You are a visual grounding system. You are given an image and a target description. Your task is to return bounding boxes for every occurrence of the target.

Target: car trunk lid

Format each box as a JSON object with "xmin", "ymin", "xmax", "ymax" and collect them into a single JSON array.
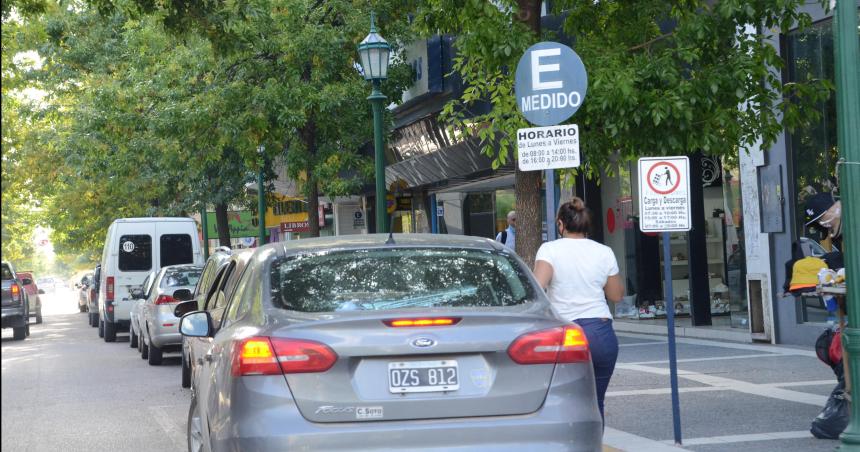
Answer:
[{"xmin": 271, "ymin": 311, "xmax": 569, "ymax": 423}]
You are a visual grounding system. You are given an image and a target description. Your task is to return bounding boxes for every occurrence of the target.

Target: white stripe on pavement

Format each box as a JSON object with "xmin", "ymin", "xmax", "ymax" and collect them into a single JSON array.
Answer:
[
  {"xmin": 606, "ymin": 386, "xmax": 728, "ymax": 397},
  {"xmin": 603, "ymin": 427, "xmax": 693, "ymax": 452},
  {"xmin": 660, "ymin": 430, "xmax": 813, "ymax": 446},
  {"xmin": 615, "ymin": 332, "xmax": 816, "ymax": 357},
  {"xmin": 620, "ymin": 341, "xmax": 668, "ymax": 347},
  {"xmin": 626, "ymin": 353, "xmax": 777, "ymax": 365},
  {"xmin": 617, "ymin": 363, "xmax": 827, "ymax": 406}
]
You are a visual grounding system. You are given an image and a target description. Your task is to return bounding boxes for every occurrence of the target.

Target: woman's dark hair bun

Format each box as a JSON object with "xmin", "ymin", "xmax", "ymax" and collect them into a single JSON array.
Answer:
[{"xmin": 557, "ymin": 196, "xmax": 591, "ymax": 235}]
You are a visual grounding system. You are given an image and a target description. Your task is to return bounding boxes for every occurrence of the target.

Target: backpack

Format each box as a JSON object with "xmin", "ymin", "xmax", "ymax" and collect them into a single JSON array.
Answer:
[{"xmin": 498, "ymin": 230, "xmax": 507, "ymax": 244}]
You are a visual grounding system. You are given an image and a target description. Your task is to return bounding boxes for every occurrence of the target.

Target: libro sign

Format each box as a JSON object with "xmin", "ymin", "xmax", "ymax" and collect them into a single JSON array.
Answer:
[{"xmin": 638, "ymin": 156, "xmax": 691, "ymax": 232}]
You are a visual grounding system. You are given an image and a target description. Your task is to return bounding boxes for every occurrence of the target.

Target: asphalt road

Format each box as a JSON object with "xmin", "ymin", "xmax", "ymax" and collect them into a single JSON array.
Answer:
[
  {"xmin": 1, "ymin": 288, "xmax": 188, "ymax": 452},
  {"xmin": 1, "ymin": 287, "xmax": 844, "ymax": 452}
]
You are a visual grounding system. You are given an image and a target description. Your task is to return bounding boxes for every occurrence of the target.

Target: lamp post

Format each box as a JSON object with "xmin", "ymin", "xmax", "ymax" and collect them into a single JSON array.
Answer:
[
  {"xmin": 357, "ymin": 12, "xmax": 391, "ymax": 234},
  {"xmin": 257, "ymin": 145, "xmax": 267, "ymax": 247}
]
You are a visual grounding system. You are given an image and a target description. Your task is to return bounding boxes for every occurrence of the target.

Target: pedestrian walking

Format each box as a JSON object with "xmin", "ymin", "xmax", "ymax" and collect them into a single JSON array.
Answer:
[
  {"xmin": 495, "ymin": 211, "xmax": 516, "ymax": 250},
  {"xmin": 532, "ymin": 197, "xmax": 624, "ymax": 424}
]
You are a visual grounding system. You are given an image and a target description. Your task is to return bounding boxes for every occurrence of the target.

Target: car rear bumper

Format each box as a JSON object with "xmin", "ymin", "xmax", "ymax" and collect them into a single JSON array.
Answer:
[
  {"xmin": 210, "ymin": 363, "xmax": 602, "ymax": 451},
  {"xmin": 1, "ymin": 307, "xmax": 27, "ymax": 328}
]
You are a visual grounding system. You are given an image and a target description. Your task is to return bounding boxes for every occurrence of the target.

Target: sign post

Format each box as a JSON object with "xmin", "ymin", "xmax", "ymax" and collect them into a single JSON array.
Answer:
[
  {"xmin": 638, "ymin": 156, "xmax": 690, "ymax": 446},
  {"xmin": 514, "ymin": 41, "xmax": 587, "ymax": 240}
]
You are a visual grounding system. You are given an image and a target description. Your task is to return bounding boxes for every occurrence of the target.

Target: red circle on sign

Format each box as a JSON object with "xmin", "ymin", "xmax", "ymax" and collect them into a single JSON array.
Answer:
[
  {"xmin": 646, "ymin": 161, "xmax": 681, "ymax": 195},
  {"xmin": 606, "ymin": 208, "xmax": 616, "ymax": 234}
]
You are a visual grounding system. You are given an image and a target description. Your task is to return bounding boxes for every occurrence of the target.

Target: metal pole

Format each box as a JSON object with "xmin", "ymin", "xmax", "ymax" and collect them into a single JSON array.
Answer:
[
  {"xmin": 258, "ymin": 167, "xmax": 266, "ymax": 246},
  {"xmin": 663, "ymin": 231, "xmax": 683, "ymax": 445},
  {"xmin": 430, "ymin": 194, "xmax": 439, "ymax": 234},
  {"xmin": 545, "ymin": 169, "xmax": 557, "ymax": 241},
  {"xmin": 200, "ymin": 208, "xmax": 209, "ymax": 260},
  {"xmin": 369, "ymin": 80, "xmax": 388, "ymax": 233},
  {"xmin": 834, "ymin": 0, "xmax": 860, "ymax": 447}
]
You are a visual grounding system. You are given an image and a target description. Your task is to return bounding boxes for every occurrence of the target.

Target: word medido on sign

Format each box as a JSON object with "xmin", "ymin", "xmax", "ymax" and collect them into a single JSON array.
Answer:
[
  {"xmin": 517, "ymin": 124, "xmax": 581, "ymax": 171},
  {"xmin": 638, "ymin": 156, "xmax": 691, "ymax": 232},
  {"xmin": 515, "ymin": 42, "xmax": 588, "ymax": 127}
]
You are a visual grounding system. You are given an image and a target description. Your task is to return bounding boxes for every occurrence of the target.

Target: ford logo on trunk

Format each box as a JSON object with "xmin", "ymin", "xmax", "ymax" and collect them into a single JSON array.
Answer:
[{"xmin": 411, "ymin": 338, "xmax": 436, "ymax": 348}]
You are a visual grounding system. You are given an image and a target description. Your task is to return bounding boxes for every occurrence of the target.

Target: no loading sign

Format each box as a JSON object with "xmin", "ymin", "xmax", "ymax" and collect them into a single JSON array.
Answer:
[
  {"xmin": 638, "ymin": 156, "xmax": 691, "ymax": 232},
  {"xmin": 646, "ymin": 161, "xmax": 682, "ymax": 195}
]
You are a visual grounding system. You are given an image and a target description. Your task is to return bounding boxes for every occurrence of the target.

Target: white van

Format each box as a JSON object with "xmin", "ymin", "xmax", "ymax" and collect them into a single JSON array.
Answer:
[{"xmin": 97, "ymin": 217, "xmax": 203, "ymax": 342}]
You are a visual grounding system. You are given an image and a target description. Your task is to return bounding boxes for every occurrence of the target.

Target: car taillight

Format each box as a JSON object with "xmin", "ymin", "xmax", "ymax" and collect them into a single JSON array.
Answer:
[
  {"xmin": 10, "ymin": 283, "xmax": 21, "ymax": 302},
  {"xmin": 106, "ymin": 277, "xmax": 114, "ymax": 300},
  {"xmin": 155, "ymin": 294, "xmax": 176, "ymax": 305},
  {"xmin": 507, "ymin": 325, "xmax": 590, "ymax": 364},
  {"xmin": 383, "ymin": 317, "xmax": 461, "ymax": 327},
  {"xmin": 231, "ymin": 337, "xmax": 338, "ymax": 377}
]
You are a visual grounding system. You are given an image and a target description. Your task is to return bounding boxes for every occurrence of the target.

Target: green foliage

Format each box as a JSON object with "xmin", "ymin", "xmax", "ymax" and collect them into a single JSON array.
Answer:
[{"xmin": 416, "ymin": 0, "xmax": 833, "ymax": 180}]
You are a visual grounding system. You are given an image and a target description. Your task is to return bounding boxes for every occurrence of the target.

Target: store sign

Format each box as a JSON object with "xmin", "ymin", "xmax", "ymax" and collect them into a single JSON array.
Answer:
[
  {"xmin": 280, "ymin": 221, "xmax": 311, "ymax": 233},
  {"xmin": 638, "ymin": 156, "xmax": 691, "ymax": 232},
  {"xmin": 517, "ymin": 124, "xmax": 580, "ymax": 171},
  {"xmin": 514, "ymin": 42, "xmax": 588, "ymax": 127},
  {"xmin": 206, "ymin": 211, "xmax": 258, "ymax": 238}
]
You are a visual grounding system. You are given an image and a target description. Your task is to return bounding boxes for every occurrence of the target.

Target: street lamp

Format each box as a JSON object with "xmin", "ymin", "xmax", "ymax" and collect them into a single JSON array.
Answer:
[{"xmin": 357, "ymin": 12, "xmax": 391, "ymax": 233}]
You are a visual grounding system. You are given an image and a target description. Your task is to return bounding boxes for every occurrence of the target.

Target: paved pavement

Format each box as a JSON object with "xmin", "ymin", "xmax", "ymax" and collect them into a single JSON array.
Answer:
[
  {"xmin": 1, "ymin": 288, "xmax": 843, "ymax": 451},
  {"xmin": 604, "ymin": 331, "xmax": 841, "ymax": 451},
  {"xmin": 1, "ymin": 288, "xmax": 187, "ymax": 452}
]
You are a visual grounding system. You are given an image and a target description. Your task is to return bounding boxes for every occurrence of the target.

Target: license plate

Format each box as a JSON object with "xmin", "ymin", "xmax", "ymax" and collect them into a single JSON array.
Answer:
[{"xmin": 388, "ymin": 360, "xmax": 459, "ymax": 393}]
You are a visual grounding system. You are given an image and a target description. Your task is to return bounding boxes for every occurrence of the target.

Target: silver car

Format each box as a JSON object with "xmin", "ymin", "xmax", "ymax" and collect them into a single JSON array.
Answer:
[
  {"xmin": 129, "ymin": 271, "xmax": 156, "ymax": 350},
  {"xmin": 180, "ymin": 234, "xmax": 602, "ymax": 452},
  {"xmin": 140, "ymin": 265, "xmax": 202, "ymax": 365}
]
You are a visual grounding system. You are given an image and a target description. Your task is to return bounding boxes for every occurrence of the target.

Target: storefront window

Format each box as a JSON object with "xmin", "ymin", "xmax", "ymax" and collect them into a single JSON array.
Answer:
[
  {"xmin": 785, "ymin": 15, "xmax": 858, "ymax": 324},
  {"xmin": 606, "ymin": 157, "xmax": 748, "ymax": 329},
  {"xmin": 785, "ymin": 18, "xmax": 840, "ymax": 240}
]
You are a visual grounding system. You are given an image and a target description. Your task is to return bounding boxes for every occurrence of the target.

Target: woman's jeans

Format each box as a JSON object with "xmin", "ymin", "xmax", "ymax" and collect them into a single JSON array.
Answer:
[{"xmin": 574, "ymin": 318, "xmax": 619, "ymax": 424}]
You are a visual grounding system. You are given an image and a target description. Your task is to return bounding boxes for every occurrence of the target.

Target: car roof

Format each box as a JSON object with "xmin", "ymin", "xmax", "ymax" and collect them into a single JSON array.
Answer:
[
  {"xmin": 269, "ymin": 233, "xmax": 503, "ymax": 257},
  {"xmin": 111, "ymin": 217, "xmax": 195, "ymax": 224}
]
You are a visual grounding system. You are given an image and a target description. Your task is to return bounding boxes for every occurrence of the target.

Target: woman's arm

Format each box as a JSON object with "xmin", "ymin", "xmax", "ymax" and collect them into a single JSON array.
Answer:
[
  {"xmin": 533, "ymin": 260, "xmax": 554, "ymax": 290},
  {"xmin": 604, "ymin": 274, "xmax": 624, "ymax": 303}
]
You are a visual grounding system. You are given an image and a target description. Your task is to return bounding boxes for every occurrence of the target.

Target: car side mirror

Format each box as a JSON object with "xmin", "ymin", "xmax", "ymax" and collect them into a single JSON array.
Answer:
[
  {"xmin": 38, "ymin": 289, "xmax": 45, "ymax": 294},
  {"xmin": 174, "ymin": 300, "xmax": 197, "ymax": 318},
  {"xmin": 180, "ymin": 311, "xmax": 212, "ymax": 338},
  {"xmin": 173, "ymin": 289, "xmax": 193, "ymax": 302},
  {"xmin": 130, "ymin": 289, "xmax": 144, "ymax": 300},
  {"xmin": 21, "ymin": 278, "xmax": 33, "ymax": 285}
]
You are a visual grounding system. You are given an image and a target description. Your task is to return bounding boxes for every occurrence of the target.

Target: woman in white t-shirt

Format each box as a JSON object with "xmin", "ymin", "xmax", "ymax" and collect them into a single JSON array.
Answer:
[{"xmin": 533, "ymin": 197, "xmax": 624, "ymax": 424}]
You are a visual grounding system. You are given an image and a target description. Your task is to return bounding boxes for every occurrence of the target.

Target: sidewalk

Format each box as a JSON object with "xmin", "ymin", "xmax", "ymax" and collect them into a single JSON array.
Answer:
[{"xmin": 602, "ymin": 332, "xmax": 839, "ymax": 451}]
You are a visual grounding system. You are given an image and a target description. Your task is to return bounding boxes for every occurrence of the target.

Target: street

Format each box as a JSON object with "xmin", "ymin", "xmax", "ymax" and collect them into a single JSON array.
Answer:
[{"xmin": 1, "ymin": 288, "xmax": 841, "ymax": 451}]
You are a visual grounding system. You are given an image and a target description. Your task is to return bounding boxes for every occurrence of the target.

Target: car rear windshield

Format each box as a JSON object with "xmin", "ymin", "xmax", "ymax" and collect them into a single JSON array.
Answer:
[
  {"xmin": 119, "ymin": 235, "xmax": 152, "ymax": 271},
  {"xmin": 1, "ymin": 264, "xmax": 13, "ymax": 280},
  {"xmin": 160, "ymin": 234, "xmax": 193, "ymax": 267},
  {"xmin": 270, "ymin": 248, "xmax": 535, "ymax": 313},
  {"xmin": 161, "ymin": 268, "xmax": 203, "ymax": 288}
]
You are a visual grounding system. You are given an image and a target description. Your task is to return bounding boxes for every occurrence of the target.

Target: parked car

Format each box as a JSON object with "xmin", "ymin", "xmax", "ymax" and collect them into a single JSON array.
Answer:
[
  {"xmin": 179, "ymin": 234, "xmax": 602, "ymax": 451},
  {"xmin": 136, "ymin": 265, "xmax": 202, "ymax": 364},
  {"xmin": 2, "ymin": 262, "xmax": 31, "ymax": 340},
  {"xmin": 17, "ymin": 271, "xmax": 44, "ymax": 324},
  {"xmin": 97, "ymin": 217, "xmax": 204, "ymax": 342},
  {"xmin": 36, "ymin": 276, "xmax": 58, "ymax": 292},
  {"xmin": 77, "ymin": 273, "xmax": 93, "ymax": 313},
  {"xmin": 129, "ymin": 271, "xmax": 157, "ymax": 348},
  {"xmin": 87, "ymin": 265, "xmax": 102, "ymax": 327},
  {"xmin": 173, "ymin": 246, "xmax": 235, "ymax": 388}
]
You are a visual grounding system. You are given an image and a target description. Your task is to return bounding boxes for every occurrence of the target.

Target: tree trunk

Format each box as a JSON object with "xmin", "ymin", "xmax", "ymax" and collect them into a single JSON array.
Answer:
[
  {"xmin": 215, "ymin": 202, "xmax": 231, "ymax": 247},
  {"xmin": 307, "ymin": 172, "xmax": 320, "ymax": 237},
  {"xmin": 301, "ymin": 114, "xmax": 320, "ymax": 238},
  {"xmin": 514, "ymin": 0, "xmax": 543, "ymax": 268}
]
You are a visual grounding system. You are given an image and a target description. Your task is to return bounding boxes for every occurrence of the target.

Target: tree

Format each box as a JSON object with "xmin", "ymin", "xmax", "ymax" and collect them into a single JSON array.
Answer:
[
  {"xmin": 415, "ymin": 0, "xmax": 831, "ymax": 266},
  {"xmin": 101, "ymin": 0, "xmax": 415, "ymax": 237}
]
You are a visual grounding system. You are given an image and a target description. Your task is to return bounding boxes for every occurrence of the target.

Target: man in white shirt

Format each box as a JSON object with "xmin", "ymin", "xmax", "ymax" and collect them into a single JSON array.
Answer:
[{"xmin": 495, "ymin": 211, "xmax": 516, "ymax": 250}]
